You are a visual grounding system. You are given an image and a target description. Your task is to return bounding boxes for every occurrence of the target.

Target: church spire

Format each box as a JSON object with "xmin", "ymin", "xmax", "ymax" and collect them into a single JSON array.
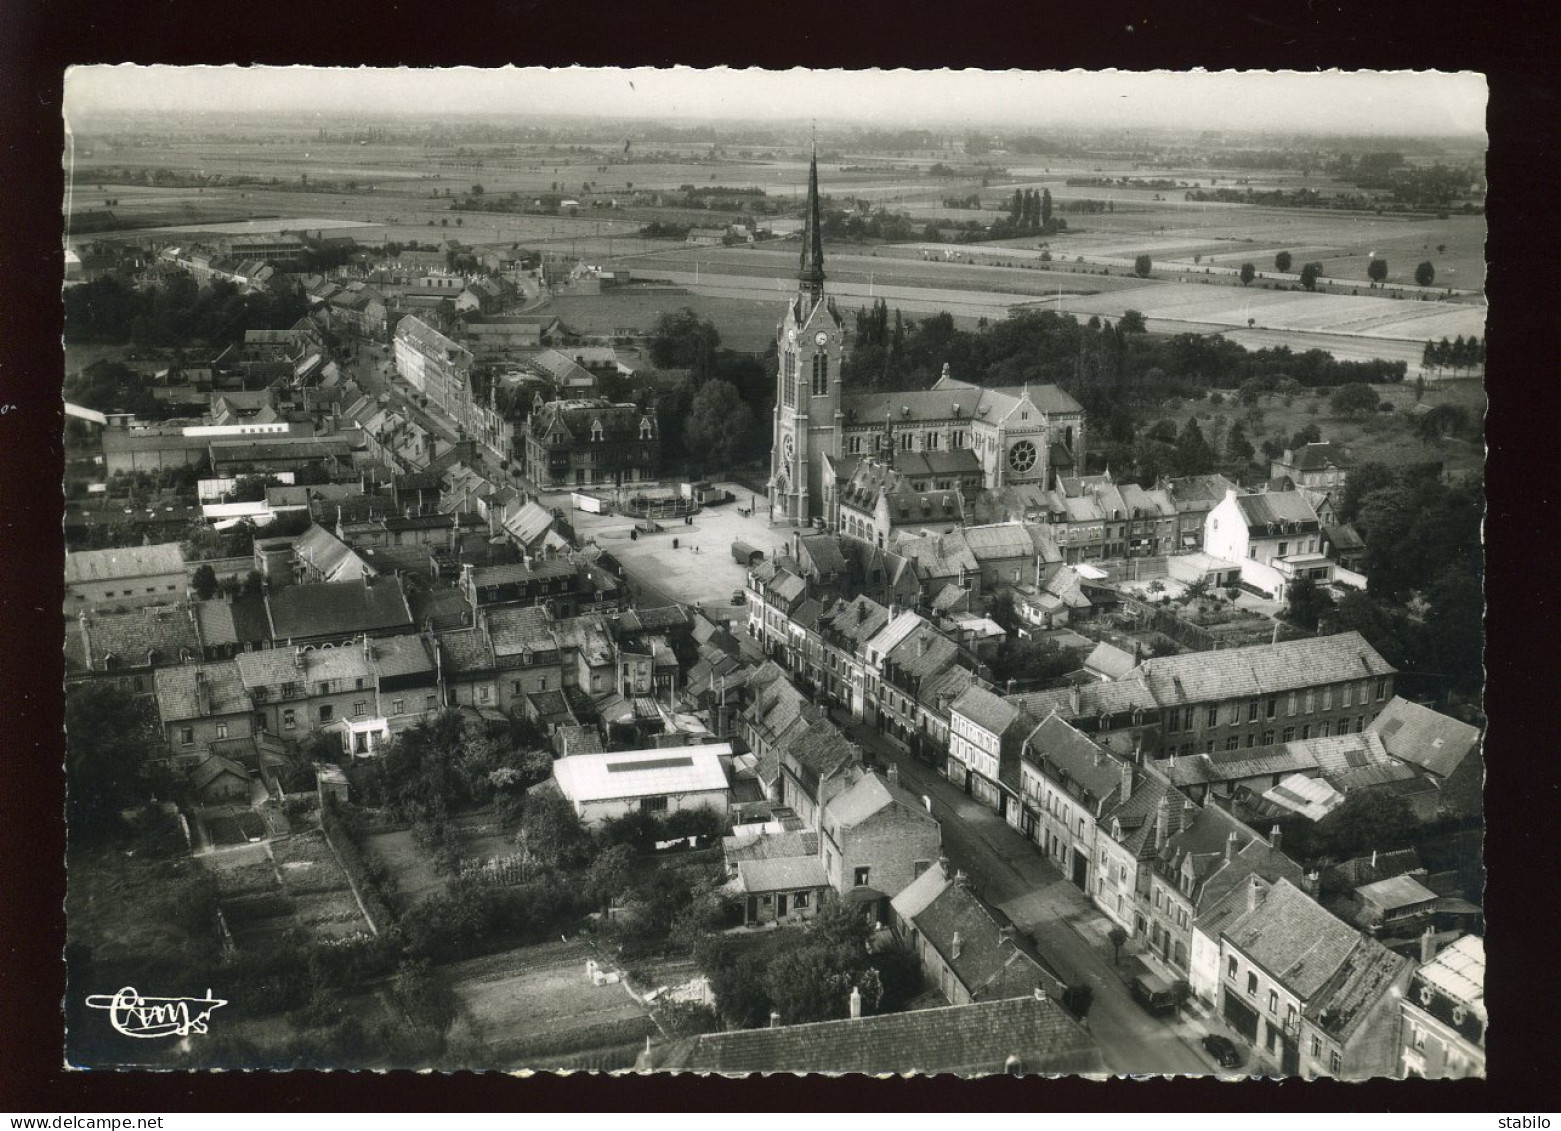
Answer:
[{"xmin": 798, "ymin": 139, "xmax": 825, "ymax": 301}]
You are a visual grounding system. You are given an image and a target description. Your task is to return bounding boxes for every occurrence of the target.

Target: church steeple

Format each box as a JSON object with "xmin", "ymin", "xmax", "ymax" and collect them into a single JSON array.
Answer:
[{"xmin": 798, "ymin": 141, "xmax": 825, "ymax": 301}]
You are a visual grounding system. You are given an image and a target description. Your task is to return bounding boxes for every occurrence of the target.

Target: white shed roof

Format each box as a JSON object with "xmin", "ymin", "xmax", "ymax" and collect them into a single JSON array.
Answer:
[{"xmin": 553, "ymin": 743, "xmax": 732, "ymax": 803}]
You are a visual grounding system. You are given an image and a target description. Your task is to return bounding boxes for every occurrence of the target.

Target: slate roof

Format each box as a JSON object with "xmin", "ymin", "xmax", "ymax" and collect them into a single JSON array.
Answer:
[
  {"xmin": 819, "ymin": 595, "xmax": 891, "ymax": 649},
  {"xmin": 502, "ymin": 501, "xmax": 556, "ymax": 548},
  {"xmin": 1366, "ymin": 697, "xmax": 1482, "ymax": 778},
  {"xmin": 1083, "ymin": 641, "xmax": 1137, "ymax": 681},
  {"xmin": 483, "ymin": 605, "xmax": 556, "ymax": 656},
  {"xmin": 235, "ymin": 643, "xmax": 378, "ymax": 689},
  {"xmin": 1102, "ymin": 774, "xmax": 1192, "ymax": 859},
  {"xmin": 190, "ymin": 754, "xmax": 250, "ymax": 792},
  {"xmin": 266, "ymin": 579, "xmax": 414, "ymax": 642},
  {"xmin": 80, "ymin": 603, "xmax": 202, "ymax": 668},
  {"xmin": 884, "ymin": 622, "xmax": 961, "ymax": 682},
  {"xmin": 796, "ymin": 533, "xmax": 848, "ymax": 578},
  {"xmin": 841, "ymin": 379, "xmax": 1081, "ymax": 430},
  {"xmin": 1283, "ymin": 442, "xmax": 1351, "ymax": 472},
  {"xmin": 1356, "ymin": 874, "xmax": 1438, "ymax": 910},
  {"xmin": 722, "ymin": 829, "xmax": 819, "ymax": 865},
  {"xmin": 292, "ymin": 524, "xmax": 374, "ymax": 584},
  {"xmin": 1305, "ymin": 937, "xmax": 1409, "ymax": 1044},
  {"xmin": 823, "ymin": 772, "xmax": 933, "ymax": 833},
  {"xmin": 1221, "ymin": 878, "xmax": 1362, "ymax": 1000},
  {"xmin": 1130, "ymin": 631, "xmax": 1393, "ymax": 706},
  {"xmin": 1022, "ymin": 714, "xmax": 1124, "ymax": 810},
  {"xmin": 737, "ymin": 855, "xmax": 830, "ymax": 894},
  {"xmin": 66, "ymin": 543, "xmax": 185, "ymax": 584},
  {"xmin": 367, "ymin": 634, "xmax": 437, "ymax": 679},
  {"xmin": 653, "ymin": 993, "xmax": 1102, "ymax": 1075},
  {"xmin": 154, "ymin": 661, "xmax": 251, "ymax": 723},
  {"xmin": 951, "ymin": 684, "xmax": 1022, "ymax": 738},
  {"xmin": 907, "ymin": 876, "xmax": 1058, "ymax": 1003},
  {"xmin": 1233, "ymin": 490, "xmax": 1320, "ymax": 530}
]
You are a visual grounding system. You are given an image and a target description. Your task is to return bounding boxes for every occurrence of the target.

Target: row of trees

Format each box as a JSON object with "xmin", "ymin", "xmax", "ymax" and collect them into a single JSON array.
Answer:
[
  {"xmin": 64, "ymin": 275, "xmax": 310, "ymax": 347},
  {"xmin": 1421, "ymin": 335, "xmax": 1485, "ymax": 374}
]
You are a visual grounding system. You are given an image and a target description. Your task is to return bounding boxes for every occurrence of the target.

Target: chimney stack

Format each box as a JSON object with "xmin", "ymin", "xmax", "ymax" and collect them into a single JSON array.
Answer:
[
  {"xmin": 196, "ymin": 670, "xmax": 213, "ymax": 717},
  {"xmin": 1303, "ymin": 871, "xmax": 1321, "ymax": 898},
  {"xmin": 1120, "ymin": 762, "xmax": 1133, "ymax": 803},
  {"xmin": 1225, "ymin": 830, "xmax": 1239, "ymax": 863},
  {"xmin": 886, "ymin": 763, "xmax": 899, "ymax": 786},
  {"xmin": 849, "ymin": 986, "xmax": 862, "ymax": 1020},
  {"xmin": 1154, "ymin": 796, "xmax": 1170, "ymax": 850},
  {"xmin": 953, "ymin": 869, "xmax": 968, "ymax": 890},
  {"xmin": 1247, "ymin": 878, "xmax": 1262, "ymax": 912},
  {"xmin": 1420, "ymin": 925, "xmax": 1439, "ymax": 965},
  {"xmin": 952, "ymin": 931, "xmax": 963, "ymax": 961},
  {"xmin": 1069, "ymin": 684, "xmax": 1081, "ymax": 716},
  {"xmin": 1269, "ymin": 825, "xmax": 1283, "ymax": 853},
  {"xmin": 769, "ymin": 1010, "xmax": 781, "ymax": 1029}
]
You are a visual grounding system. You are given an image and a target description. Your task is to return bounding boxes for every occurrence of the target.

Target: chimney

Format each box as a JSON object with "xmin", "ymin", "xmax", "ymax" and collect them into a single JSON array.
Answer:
[
  {"xmin": 1302, "ymin": 871, "xmax": 1321, "ymax": 898},
  {"xmin": 886, "ymin": 763, "xmax": 899, "ymax": 786},
  {"xmin": 1420, "ymin": 925, "xmax": 1439, "ymax": 965},
  {"xmin": 1370, "ymin": 848, "xmax": 1378, "ymax": 869},
  {"xmin": 1247, "ymin": 878, "xmax": 1262, "ymax": 912},
  {"xmin": 1225, "ymin": 831, "xmax": 1239, "ymax": 863},
  {"xmin": 196, "ymin": 670, "xmax": 213, "ymax": 717},
  {"xmin": 1154, "ymin": 796, "xmax": 1170, "ymax": 850},
  {"xmin": 953, "ymin": 869, "xmax": 968, "ymax": 890},
  {"xmin": 294, "ymin": 646, "xmax": 308, "ymax": 671},
  {"xmin": 1269, "ymin": 825, "xmax": 1283, "ymax": 853},
  {"xmin": 849, "ymin": 986, "xmax": 862, "ymax": 1020},
  {"xmin": 952, "ymin": 931, "xmax": 963, "ymax": 961},
  {"xmin": 1120, "ymin": 762, "xmax": 1133, "ymax": 803},
  {"xmin": 919, "ymin": 635, "xmax": 929, "ymax": 657},
  {"xmin": 1069, "ymin": 684, "xmax": 1081, "ymax": 716}
]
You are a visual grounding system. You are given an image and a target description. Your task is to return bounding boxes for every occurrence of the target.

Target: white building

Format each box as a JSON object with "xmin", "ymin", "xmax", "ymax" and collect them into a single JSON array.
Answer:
[
  {"xmin": 1203, "ymin": 488, "xmax": 1329, "ymax": 601},
  {"xmin": 551, "ymin": 743, "xmax": 732, "ymax": 827}
]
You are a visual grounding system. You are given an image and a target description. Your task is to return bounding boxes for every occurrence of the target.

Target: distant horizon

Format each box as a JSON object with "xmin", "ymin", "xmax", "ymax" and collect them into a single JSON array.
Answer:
[{"xmin": 65, "ymin": 67, "xmax": 1488, "ymax": 139}]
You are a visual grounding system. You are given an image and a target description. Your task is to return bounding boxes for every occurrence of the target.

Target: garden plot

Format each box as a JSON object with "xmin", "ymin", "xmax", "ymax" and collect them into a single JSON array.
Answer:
[
  {"xmin": 442, "ymin": 939, "xmax": 656, "ymax": 1067},
  {"xmin": 271, "ymin": 830, "xmax": 354, "ymax": 897},
  {"xmin": 364, "ymin": 813, "xmax": 527, "ymax": 909}
]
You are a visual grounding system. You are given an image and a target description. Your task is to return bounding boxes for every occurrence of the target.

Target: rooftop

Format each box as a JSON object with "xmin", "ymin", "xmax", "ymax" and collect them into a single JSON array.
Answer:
[
  {"xmin": 65, "ymin": 543, "xmax": 185, "ymax": 584},
  {"xmin": 1366, "ymin": 697, "xmax": 1482, "ymax": 778},
  {"xmin": 1222, "ymin": 878, "xmax": 1361, "ymax": 1000},
  {"xmin": 552, "ymin": 743, "xmax": 731, "ymax": 804},
  {"xmin": 266, "ymin": 578, "xmax": 413, "ymax": 642}
]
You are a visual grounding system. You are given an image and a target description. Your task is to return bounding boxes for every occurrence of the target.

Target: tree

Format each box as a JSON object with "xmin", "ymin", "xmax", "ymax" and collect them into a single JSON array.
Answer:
[
  {"xmin": 1330, "ymin": 383, "xmax": 1381, "ymax": 417},
  {"xmin": 1040, "ymin": 188, "xmax": 1053, "ymax": 229},
  {"xmin": 684, "ymin": 379, "xmax": 754, "ymax": 472},
  {"xmin": 1133, "ymin": 254, "xmax": 1153, "ymax": 279},
  {"xmin": 1118, "ymin": 309, "xmax": 1147, "ymax": 333},
  {"xmin": 190, "ymin": 563, "xmax": 219, "ymax": 600},
  {"xmin": 1338, "ymin": 462, "xmax": 1398, "ymax": 525},
  {"xmin": 1107, "ymin": 925, "xmax": 1128, "ymax": 965},
  {"xmin": 1313, "ymin": 791, "xmax": 1419, "ymax": 862},
  {"xmin": 1174, "ymin": 417, "xmax": 1216, "ymax": 476},
  {"xmin": 1239, "ymin": 262, "xmax": 1256, "ymax": 286},
  {"xmin": 649, "ymin": 308, "xmax": 722, "ymax": 378},
  {"xmin": 1367, "ymin": 258, "xmax": 1388, "ymax": 284},
  {"xmin": 1285, "ymin": 576, "xmax": 1334, "ymax": 631},
  {"xmin": 1224, "ymin": 420, "xmax": 1255, "ymax": 465},
  {"xmin": 67, "ymin": 682, "xmax": 158, "ymax": 843},
  {"xmin": 1299, "ymin": 262, "xmax": 1323, "ymax": 291},
  {"xmin": 1415, "ymin": 260, "xmax": 1436, "ymax": 287},
  {"xmin": 1274, "ymin": 250, "xmax": 1293, "ymax": 273},
  {"xmin": 585, "ymin": 844, "xmax": 636, "ymax": 914},
  {"xmin": 516, "ymin": 791, "xmax": 590, "ymax": 871}
]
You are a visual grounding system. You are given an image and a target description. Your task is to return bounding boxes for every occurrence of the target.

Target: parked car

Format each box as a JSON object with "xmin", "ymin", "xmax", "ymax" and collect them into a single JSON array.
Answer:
[
  {"xmin": 1129, "ymin": 972, "xmax": 1177, "ymax": 1016},
  {"xmin": 1202, "ymin": 1033, "xmax": 1242, "ymax": 1069}
]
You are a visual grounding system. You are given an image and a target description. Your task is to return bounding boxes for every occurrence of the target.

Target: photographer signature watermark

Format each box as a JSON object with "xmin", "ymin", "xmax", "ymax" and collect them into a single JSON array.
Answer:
[{"xmin": 84, "ymin": 987, "xmax": 227, "ymax": 1039}]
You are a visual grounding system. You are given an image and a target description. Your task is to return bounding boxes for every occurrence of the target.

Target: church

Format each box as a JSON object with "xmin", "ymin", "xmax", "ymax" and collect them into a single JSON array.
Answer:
[{"xmin": 768, "ymin": 153, "xmax": 1087, "ymax": 535}]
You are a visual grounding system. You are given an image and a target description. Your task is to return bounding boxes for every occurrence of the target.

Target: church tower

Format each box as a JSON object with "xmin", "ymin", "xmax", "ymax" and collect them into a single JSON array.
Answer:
[{"xmin": 769, "ymin": 145, "xmax": 846, "ymax": 525}]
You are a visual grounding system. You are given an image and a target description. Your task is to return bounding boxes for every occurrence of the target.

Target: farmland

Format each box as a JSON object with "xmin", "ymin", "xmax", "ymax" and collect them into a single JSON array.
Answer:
[{"xmin": 204, "ymin": 831, "xmax": 375, "ymax": 948}]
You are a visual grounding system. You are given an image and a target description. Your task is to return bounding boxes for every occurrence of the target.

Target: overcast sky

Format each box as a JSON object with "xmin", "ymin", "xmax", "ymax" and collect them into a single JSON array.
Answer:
[{"xmin": 65, "ymin": 67, "xmax": 1487, "ymax": 137}]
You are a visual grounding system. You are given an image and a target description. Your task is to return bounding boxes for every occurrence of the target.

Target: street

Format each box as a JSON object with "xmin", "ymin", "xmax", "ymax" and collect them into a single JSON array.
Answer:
[{"xmin": 833, "ymin": 711, "xmax": 1218, "ymax": 1076}]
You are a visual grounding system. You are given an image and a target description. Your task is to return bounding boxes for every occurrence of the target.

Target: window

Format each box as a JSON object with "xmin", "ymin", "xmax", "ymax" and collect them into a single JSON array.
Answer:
[
  {"xmin": 854, "ymin": 866, "xmax": 871, "ymax": 887},
  {"xmin": 1245, "ymin": 734, "xmax": 1256, "ymax": 748},
  {"xmin": 215, "ymin": 723, "xmax": 228, "ymax": 739},
  {"xmin": 1266, "ymin": 698, "xmax": 1277, "ymax": 720},
  {"xmin": 1319, "ymin": 720, "xmax": 1331, "ymax": 738},
  {"xmin": 282, "ymin": 708, "xmax": 296, "ymax": 730},
  {"xmin": 1205, "ymin": 740, "xmax": 1216, "ymax": 754},
  {"xmin": 1356, "ymin": 715, "xmax": 1366, "ymax": 733},
  {"xmin": 1228, "ymin": 956, "xmax": 1238, "ymax": 981},
  {"xmin": 1248, "ymin": 701, "xmax": 1260, "ymax": 723},
  {"xmin": 1311, "ymin": 1036, "xmax": 1321, "ymax": 1057},
  {"xmin": 1375, "ymin": 677, "xmax": 1388, "ymax": 701},
  {"xmin": 1183, "ymin": 706, "xmax": 1195, "ymax": 731},
  {"xmin": 1281, "ymin": 727, "xmax": 1294, "ymax": 743},
  {"xmin": 1268, "ymin": 990, "xmax": 1278, "ymax": 1014},
  {"xmin": 180, "ymin": 727, "xmax": 195, "ymax": 746},
  {"xmin": 1208, "ymin": 706, "xmax": 1220, "ymax": 728},
  {"xmin": 354, "ymin": 701, "xmax": 366, "ymax": 717},
  {"xmin": 392, "ymin": 698, "xmax": 405, "ymax": 714},
  {"xmin": 641, "ymin": 795, "xmax": 668, "ymax": 813},
  {"xmin": 1411, "ymin": 1026, "xmax": 1426, "ymax": 1051},
  {"xmin": 1322, "ymin": 685, "xmax": 1333, "ymax": 710},
  {"xmin": 1329, "ymin": 1050, "xmax": 1342, "ymax": 1074},
  {"xmin": 812, "ymin": 352, "xmax": 829, "ymax": 396},
  {"xmin": 1167, "ymin": 711, "xmax": 1180, "ymax": 735},
  {"xmin": 478, "ymin": 685, "xmax": 490, "ymax": 702},
  {"xmin": 1247, "ymin": 972, "xmax": 1258, "ymax": 996},
  {"xmin": 1286, "ymin": 1003, "xmax": 1297, "ymax": 1031},
  {"xmin": 1287, "ymin": 692, "xmax": 1298, "ymax": 716},
  {"xmin": 1248, "ymin": 547, "xmax": 1257, "ymax": 559},
  {"xmin": 1341, "ymin": 683, "xmax": 1354, "ymax": 707},
  {"xmin": 319, "ymin": 705, "xmax": 333, "ymax": 722},
  {"xmin": 1303, "ymin": 689, "xmax": 1315, "ymax": 714},
  {"xmin": 1261, "ymin": 730, "xmax": 1274, "ymax": 746},
  {"xmin": 926, "ymin": 431, "xmax": 940, "ymax": 451},
  {"xmin": 539, "ymin": 676, "xmax": 548, "ymax": 690},
  {"xmin": 1226, "ymin": 737, "xmax": 1240, "ymax": 751}
]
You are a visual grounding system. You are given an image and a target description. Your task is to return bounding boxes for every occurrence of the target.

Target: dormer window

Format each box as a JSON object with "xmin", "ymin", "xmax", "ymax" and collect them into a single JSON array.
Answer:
[
  {"xmin": 591, "ymin": 422, "xmax": 604, "ymax": 442},
  {"xmin": 640, "ymin": 418, "xmax": 653, "ymax": 439}
]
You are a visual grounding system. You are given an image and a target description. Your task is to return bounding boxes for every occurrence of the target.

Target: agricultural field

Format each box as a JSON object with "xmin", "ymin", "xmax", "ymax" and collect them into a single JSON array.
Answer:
[
  {"xmin": 204, "ymin": 830, "xmax": 373, "ymax": 948},
  {"xmin": 441, "ymin": 938, "xmax": 655, "ymax": 1067},
  {"xmin": 544, "ymin": 287, "xmax": 783, "ymax": 354}
]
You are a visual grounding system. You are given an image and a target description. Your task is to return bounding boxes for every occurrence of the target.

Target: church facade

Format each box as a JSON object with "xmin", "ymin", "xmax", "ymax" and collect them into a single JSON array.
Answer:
[{"xmin": 769, "ymin": 156, "xmax": 1087, "ymax": 530}]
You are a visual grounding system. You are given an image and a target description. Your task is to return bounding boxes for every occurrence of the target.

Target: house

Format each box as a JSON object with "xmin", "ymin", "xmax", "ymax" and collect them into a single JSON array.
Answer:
[
  {"xmin": 394, "ymin": 315, "xmax": 475, "ymax": 417},
  {"xmin": 892, "ymin": 860, "xmax": 1062, "ymax": 1007},
  {"xmin": 733, "ymin": 856, "xmax": 831, "ymax": 926},
  {"xmin": 524, "ymin": 398, "xmax": 660, "ymax": 490},
  {"xmin": 1082, "ymin": 641, "xmax": 1137, "ymax": 682},
  {"xmin": 1215, "ymin": 877, "xmax": 1410, "ymax": 1078},
  {"xmin": 1366, "ymin": 697, "xmax": 1483, "ymax": 816},
  {"xmin": 190, "ymin": 754, "xmax": 253, "ymax": 805},
  {"xmin": 877, "ymin": 616, "xmax": 968, "ymax": 764},
  {"xmin": 1019, "ymin": 714, "xmax": 1126, "ymax": 891},
  {"xmin": 948, "ymin": 685, "xmax": 1034, "ymax": 817},
  {"xmin": 819, "ymin": 770, "xmax": 941, "ymax": 915},
  {"xmin": 153, "ymin": 661, "xmax": 255, "ymax": 769},
  {"xmin": 1271, "ymin": 442, "xmax": 1351, "ymax": 489},
  {"xmin": 65, "ymin": 543, "xmax": 187, "ymax": 612},
  {"xmin": 1203, "ymin": 488, "xmax": 1329, "ymax": 600},
  {"xmin": 264, "ymin": 577, "xmax": 416, "ymax": 647},
  {"xmin": 1400, "ymin": 933, "xmax": 1485, "ymax": 1079},
  {"xmin": 1093, "ymin": 768, "xmax": 1193, "ymax": 933},
  {"xmin": 71, "ymin": 602, "xmax": 203, "ymax": 696},
  {"xmin": 645, "ymin": 992, "xmax": 1103, "ymax": 1075},
  {"xmin": 550, "ymin": 744, "xmax": 732, "ymax": 828},
  {"xmin": 291, "ymin": 523, "xmax": 377, "ymax": 585}
]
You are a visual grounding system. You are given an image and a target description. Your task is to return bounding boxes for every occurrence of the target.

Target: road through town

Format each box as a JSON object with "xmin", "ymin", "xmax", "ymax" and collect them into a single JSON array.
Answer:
[{"xmin": 833, "ymin": 711, "xmax": 1218, "ymax": 1076}]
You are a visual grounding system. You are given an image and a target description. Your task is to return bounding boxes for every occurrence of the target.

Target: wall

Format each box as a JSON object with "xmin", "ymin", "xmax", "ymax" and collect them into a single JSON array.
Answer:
[
  {"xmin": 573, "ymin": 787, "xmax": 730, "ymax": 829},
  {"xmin": 162, "ymin": 710, "xmax": 255, "ymax": 765},
  {"xmin": 68, "ymin": 571, "xmax": 187, "ymax": 612},
  {"xmin": 824, "ymin": 803, "xmax": 940, "ymax": 900}
]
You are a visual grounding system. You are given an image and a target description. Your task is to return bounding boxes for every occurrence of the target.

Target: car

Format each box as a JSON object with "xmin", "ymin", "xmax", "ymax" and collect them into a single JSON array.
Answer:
[
  {"xmin": 1129, "ymin": 973, "xmax": 1177, "ymax": 1016},
  {"xmin": 1202, "ymin": 1033, "xmax": 1242, "ymax": 1069}
]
